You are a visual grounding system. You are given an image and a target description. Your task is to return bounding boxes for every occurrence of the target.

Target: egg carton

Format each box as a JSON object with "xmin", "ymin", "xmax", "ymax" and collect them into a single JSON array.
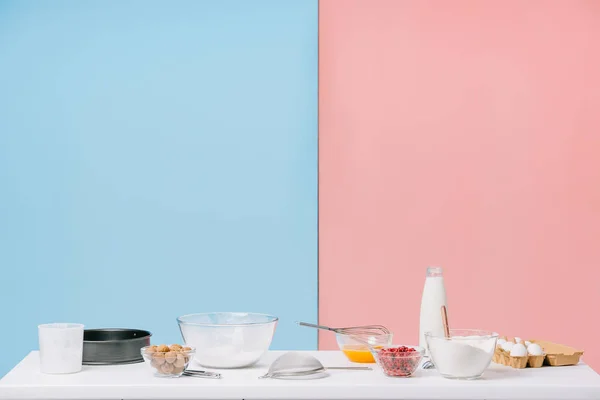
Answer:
[
  {"xmin": 530, "ymin": 340, "xmax": 584, "ymax": 366},
  {"xmin": 493, "ymin": 337, "xmax": 583, "ymax": 369}
]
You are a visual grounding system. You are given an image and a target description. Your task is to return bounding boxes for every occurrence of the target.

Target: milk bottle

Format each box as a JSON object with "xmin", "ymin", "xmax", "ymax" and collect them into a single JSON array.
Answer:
[{"xmin": 419, "ymin": 266, "xmax": 448, "ymax": 355}]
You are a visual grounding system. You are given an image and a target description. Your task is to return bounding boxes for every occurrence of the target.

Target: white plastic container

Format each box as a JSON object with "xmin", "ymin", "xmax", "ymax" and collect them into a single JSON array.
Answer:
[
  {"xmin": 38, "ymin": 323, "xmax": 84, "ymax": 374},
  {"xmin": 419, "ymin": 267, "xmax": 448, "ymax": 355}
]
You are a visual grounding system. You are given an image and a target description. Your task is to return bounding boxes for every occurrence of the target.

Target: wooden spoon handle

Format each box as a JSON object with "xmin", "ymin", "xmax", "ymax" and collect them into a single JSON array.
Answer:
[{"xmin": 441, "ymin": 306, "xmax": 450, "ymax": 338}]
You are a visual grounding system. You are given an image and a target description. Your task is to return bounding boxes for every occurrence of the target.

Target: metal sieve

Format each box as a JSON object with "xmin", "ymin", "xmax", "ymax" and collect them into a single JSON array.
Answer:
[{"xmin": 258, "ymin": 352, "xmax": 371, "ymax": 379}]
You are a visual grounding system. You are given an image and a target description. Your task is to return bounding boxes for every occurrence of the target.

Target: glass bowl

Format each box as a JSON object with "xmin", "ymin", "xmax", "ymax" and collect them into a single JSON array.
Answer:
[
  {"xmin": 370, "ymin": 345, "xmax": 424, "ymax": 377},
  {"xmin": 425, "ymin": 329, "xmax": 498, "ymax": 380},
  {"xmin": 177, "ymin": 312, "xmax": 278, "ymax": 368},
  {"xmin": 141, "ymin": 345, "xmax": 195, "ymax": 378},
  {"xmin": 336, "ymin": 332, "xmax": 393, "ymax": 363}
]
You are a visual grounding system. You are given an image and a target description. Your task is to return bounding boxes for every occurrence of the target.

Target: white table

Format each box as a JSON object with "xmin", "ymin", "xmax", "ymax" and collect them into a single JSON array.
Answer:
[{"xmin": 1, "ymin": 351, "xmax": 599, "ymax": 400}]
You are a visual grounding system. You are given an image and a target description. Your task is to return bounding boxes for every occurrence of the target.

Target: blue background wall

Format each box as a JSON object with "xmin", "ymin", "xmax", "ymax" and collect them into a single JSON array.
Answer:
[{"xmin": 0, "ymin": 0, "xmax": 318, "ymax": 376}]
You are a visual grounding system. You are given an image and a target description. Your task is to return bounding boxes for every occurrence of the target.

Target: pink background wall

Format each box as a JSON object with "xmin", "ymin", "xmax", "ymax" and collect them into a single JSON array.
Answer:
[{"xmin": 319, "ymin": 0, "xmax": 600, "ymax": 369}]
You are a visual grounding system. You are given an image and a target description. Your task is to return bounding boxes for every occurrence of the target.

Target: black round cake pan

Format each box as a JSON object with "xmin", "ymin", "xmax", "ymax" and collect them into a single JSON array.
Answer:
[{"xmin": 83, "ymin": 328, "xmax": 152, "ymax": 365}]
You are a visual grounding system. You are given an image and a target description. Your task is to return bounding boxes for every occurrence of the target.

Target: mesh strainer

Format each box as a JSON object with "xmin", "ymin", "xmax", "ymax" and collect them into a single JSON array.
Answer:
[{"xmin": 258, "ymin": 352, "xmax": 371, "ymax": 379}]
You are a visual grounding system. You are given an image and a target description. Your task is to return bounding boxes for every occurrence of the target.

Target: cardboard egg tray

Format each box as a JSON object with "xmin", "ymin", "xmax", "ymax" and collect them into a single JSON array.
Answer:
[{"xmin": 493, "ymin": 337, "xmax": 584, "ymax": 369}]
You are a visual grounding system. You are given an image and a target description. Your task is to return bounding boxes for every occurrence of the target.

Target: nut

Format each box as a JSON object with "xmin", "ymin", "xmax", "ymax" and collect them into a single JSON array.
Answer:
[
  {"xmin": 156, "ymin": 344, "xmax": 170, "ymax": 353},
  {"xmin": 165, "ymin": 351, "xmax": 177, "ymax": 364},
  {"xmin": 146, "ymin": 344, "xmax": 190, "ymax": 375},
  {"xmin": 173, "ymin": 365, "xmax": 184, "ymax": 374},
  {"xmin": 174, "ymin": 353, "xmax": 186, "ymax": 368},
  {"xmin": 151, "ymin": 352, "xmax": 166, "ymax": 365},
  {"xmin": 161, "ymin": 362, "xmax": 174, "ymax": 374}
]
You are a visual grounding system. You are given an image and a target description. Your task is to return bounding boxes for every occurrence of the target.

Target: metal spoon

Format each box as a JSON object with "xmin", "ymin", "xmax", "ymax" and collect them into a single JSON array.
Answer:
[{"xmin": 182, "ymin": 369, "xmax": 222, "ymax": 379}]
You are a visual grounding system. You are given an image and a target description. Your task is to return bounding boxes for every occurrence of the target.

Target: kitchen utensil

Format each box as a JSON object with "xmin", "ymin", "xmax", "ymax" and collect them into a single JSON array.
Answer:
[
  {"xmin": 297, "ymin": 322, "xmax": 392, "ymax": 363},
  {"xmin": 425, "ymin": 329, "xmax": 498, "ymax": 380},
  {"xmin": 38, "ymin": 323, "xmax": 84, "ymax": 374},
  {"xmin": 258, "ymin": 352, "xmax": 371, "ymax": 379},
  {"xmin": 177, "ymin": 312, "xmax": 278, "ymax": 368},
  {"xmin": 370, "ymin": 345, "xmax": 425, "ymax": 377},
  {"xmin": 182, "ymin": 369, "xmax": 222, "ymax": 379},
  {"xmin": 83, "ymin": 329, "xmax": 151, "ymax": 365},
  {"xmin": 141, "ymin": 345, "xmax": 195, "ymax": 378},
  {"xmin": 441, "ymin": 306, "xmax": 450, "ymax": 338},
  {"xmin": 422, "ymin": 305, "xmax": 450, "ymax": 370},
  {"xmin": 296, "ymin": 321, "xmax": 390, "ymax": 337}
]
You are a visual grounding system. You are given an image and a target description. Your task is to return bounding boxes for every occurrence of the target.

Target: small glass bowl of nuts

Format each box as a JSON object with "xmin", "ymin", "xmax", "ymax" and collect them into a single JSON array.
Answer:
[{"xmin": 141, "ymin": 344, "xmax": 195, "ymax": 378}]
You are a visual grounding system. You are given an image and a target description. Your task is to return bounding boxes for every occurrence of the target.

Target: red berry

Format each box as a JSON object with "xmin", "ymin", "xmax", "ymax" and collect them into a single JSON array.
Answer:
[{"xmin": 377, "ymin": 346, "xmax": 420, "ymax": 377}]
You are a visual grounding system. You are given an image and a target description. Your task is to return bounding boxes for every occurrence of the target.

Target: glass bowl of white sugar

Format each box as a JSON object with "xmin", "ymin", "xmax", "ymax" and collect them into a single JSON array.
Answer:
[{"xmin": 425, "ymin": 329, "xmax": 498, "ymax": 380}]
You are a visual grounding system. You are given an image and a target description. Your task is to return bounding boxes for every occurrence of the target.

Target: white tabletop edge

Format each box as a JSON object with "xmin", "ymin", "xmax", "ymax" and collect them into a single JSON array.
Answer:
[{"xmin": 1, "ymin": 351, "xmax": 599, "ymax": 400}]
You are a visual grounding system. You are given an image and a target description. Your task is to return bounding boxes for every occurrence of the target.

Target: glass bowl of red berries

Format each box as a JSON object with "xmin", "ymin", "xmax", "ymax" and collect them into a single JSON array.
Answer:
[{"xmin": 370, "ymin": 345, "xmax": 425, "ymax": 377}]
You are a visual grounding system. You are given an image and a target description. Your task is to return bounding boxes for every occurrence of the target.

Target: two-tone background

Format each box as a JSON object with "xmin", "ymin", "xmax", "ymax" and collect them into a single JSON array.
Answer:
[{"xmin": 1, "ymin": 0, "xmax": 598, "ymax": 377}]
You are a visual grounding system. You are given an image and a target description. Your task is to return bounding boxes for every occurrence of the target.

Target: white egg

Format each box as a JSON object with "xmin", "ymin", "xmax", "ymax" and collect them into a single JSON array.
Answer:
[
  {"xmin": 497, "ymin": 338, "xmax": 507, "ymax": 347},
  {"xmin": 524, "ymin": 340, "xmax": 531, "ymax": 346},
  {"xmin": 501, "ymin": 341, "xmax": 514, "ymax": 352},
  {"xmin": 527, "ymin": 343, "xmax": 544, "ymax": 356},
  {"xmin": 510, "ymin": 343, "xmax": 528, "ymax": 357},
  {"xmin": 514, "ymin": 337, "xmax": 523, "ymax": 343}
]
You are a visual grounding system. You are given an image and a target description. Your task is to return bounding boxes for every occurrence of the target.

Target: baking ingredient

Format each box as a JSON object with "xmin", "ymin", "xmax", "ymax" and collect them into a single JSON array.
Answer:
[
  {"xmin": 156, "ymin": 344, "xmax": 170, "ymax": 353},
  {"xmin": 336, "ymin": 331, "xmax": 392, "ymax": 363},
  {"xmin": 375, "ymin": 346, "xmax": 421, "ymax": 377},
  {"xmin": 501, "ymin": 341, "xmax": 515, "ymax": 352},
  {"xmin": 514, "ymin": 337, "xmax": 523, "ymax": 344},
  {"xmin": 419, "ymin": 267, "xmax": 448, "ymax": 354},
  {"xmin": 151, "ymin": 352, "xmax": 166, "ymax": 366},
  {"xmin": 525, "ymin": 340, "xmax": 532, "ymax": 347},
  {"xmin": 143, "ymin": 344, "xmax": 193, "ymax": 376},
  {"xmin": 527, "ymin": 343, "xmax": 543, "ymax": 356},
  {"xmin": 165, "ymin": 351, "xmax": 177, "ymax": 364},
  {"xmin": 174, "ymin": 353, "xmax": 186, "ymax": 367},
  {"xmin": 427, "ymin": 337, "xmax": 494, "ymax": 378},
  {"xmin": 342, "ymin": 345, "xmax": 381, "ymax": 363},
  {"xmin": 162, "ymin": 362, "xmax": 174, "ymax": 374},
  {"xmin": 497, "ymin": 338, "xmax": 506, "ymax": 347},
  {"xmin": 510, "ymin": 343, "xmax": 527, "ymax": 357}
]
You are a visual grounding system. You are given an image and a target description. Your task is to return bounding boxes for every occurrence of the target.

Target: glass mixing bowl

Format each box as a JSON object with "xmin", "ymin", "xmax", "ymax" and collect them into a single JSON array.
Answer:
[
  {"xmin": 370, "ymin": 345, "xmax": 424, "ymax": 377},
  {"xmin": 177, "ymin": 312, "xmax": 278, "ymax": 369},
  {"xmin": 336, "ymin": 332, "xmax": 393, "ymax": 363},
  {"xmin": 141, "ymin": 345, "xmax": 195, "ymax": 378},
  {"xmin": 425, "ymin": 329, "xmax": 498, "ymax": 380}
]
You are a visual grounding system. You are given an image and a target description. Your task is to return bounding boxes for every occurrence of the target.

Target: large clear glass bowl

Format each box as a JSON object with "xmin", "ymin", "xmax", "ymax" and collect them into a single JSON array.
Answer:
[
  {"xmin": 177, "ymin": 312, "xmax": 278, "ymax": 369},
  {"xmin": 425, "ymin": 329, "xmax": 498, "ymax": 380}
]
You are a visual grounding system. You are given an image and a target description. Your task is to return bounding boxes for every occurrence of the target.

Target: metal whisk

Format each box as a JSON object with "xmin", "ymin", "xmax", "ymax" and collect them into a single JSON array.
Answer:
[{"xmin": 296, "ymin": 321, "xmax": 391, "ymax": 337}]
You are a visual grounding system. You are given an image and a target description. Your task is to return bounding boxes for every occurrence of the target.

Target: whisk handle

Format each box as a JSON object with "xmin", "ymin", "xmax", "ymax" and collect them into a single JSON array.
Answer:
[{"xmin": 295, "ymin": 321, "xmax": 336, "ymax": 332}]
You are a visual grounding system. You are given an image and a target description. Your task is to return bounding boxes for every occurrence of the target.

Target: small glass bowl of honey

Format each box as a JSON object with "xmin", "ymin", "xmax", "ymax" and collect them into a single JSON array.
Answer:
[{"xmin": 336, "ymin": 332, "xmax": 393, "ymax": 363}]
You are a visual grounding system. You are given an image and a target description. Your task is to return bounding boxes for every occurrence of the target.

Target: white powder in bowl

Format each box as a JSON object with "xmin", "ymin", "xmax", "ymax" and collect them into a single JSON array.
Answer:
[{"xmin": 428, "ymin": 336, "xmax": 495, "ymax": 378}]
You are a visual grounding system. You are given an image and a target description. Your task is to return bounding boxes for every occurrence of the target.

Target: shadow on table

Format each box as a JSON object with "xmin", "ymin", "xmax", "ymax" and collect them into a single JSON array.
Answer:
[{"xmin": 479, "ymin": 368, "xmax": 521, "ymax": 380}]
